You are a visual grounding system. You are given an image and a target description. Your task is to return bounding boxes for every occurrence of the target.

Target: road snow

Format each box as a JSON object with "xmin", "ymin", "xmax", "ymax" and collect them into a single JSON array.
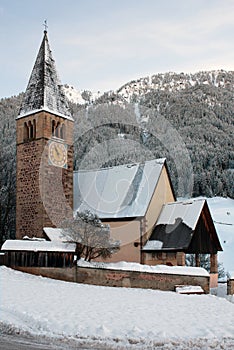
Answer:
[{"xmin": 1, "ymin": 267, "xmax": 234, "ymax": 349}]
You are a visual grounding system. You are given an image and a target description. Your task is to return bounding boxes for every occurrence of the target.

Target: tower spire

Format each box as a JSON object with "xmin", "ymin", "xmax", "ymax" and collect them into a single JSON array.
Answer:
[{"xmin": 18, "ymin": 30, "xmax": 73, "ymax": 120}]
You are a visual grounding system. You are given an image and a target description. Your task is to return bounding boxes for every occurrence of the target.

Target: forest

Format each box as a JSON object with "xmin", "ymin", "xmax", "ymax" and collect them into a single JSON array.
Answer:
[{"xmin": 0, "ymin": 70, "xmax": 233, "ymax": 242}]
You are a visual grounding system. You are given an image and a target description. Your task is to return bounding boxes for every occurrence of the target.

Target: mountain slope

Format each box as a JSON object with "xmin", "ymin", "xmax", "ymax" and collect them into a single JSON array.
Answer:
[
  {"xmin": 72, "ymin": 70, "xmax": 233, "ymax": 198},
  {"xmin": 0, "ymin": 70, "xmax": 233, "ymax": 241},
  {"xmin": 117, "ymin": 70, "xmax": 234, "ymax": 101}
]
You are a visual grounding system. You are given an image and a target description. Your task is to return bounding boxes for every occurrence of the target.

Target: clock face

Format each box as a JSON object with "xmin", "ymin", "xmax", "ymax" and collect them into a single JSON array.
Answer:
[{"xmin": 49, "ymin": 141, "xmax": 67, "ymax": 168}]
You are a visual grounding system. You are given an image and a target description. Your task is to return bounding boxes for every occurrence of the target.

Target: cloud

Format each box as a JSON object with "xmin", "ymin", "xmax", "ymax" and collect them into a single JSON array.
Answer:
[
  {"xmin": 58, "ymin": 1, "xmax": 234, "ymax": 91},
  {"xmin": 63, "ymin": 1, "xmax": 234, "ymax": 61}
]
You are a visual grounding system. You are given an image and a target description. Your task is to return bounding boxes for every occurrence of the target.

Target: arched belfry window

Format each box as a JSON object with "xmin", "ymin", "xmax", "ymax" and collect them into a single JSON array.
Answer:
[
  {"xmin": 28, "ymin": 121, "xmax": 34, "ymax": 139},
  {"xmin": 24, "ymin": 120, "xmax": 36, "ymax": 141},
  {"xmin": 52, "ymin": 120, "xmax": 65, "ymax": 140},
  {"xmin": 55, "ymin": 122, "xmax": 60, "ymax": 137},
  {"xmin": 52, "ymin": 120, "xmax": 56, "ymax": 136},
  {"xmin": 33, "ymin": 119, "xmax": 36, "ymax": 138},
  {"xmin": 24, "ymin": 122, "xmax": 29, "ymax": 141}
]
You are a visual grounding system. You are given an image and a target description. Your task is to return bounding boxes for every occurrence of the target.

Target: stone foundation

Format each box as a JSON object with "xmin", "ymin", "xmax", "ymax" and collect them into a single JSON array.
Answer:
[
  {"xmin": 13, "ymin": 266, "xmax": 75, "ymax": 282},
  {"xmin": 227, "ymin": 277, "xmax": 234, "ymax": 295},
  {"xmin": 210, "ymin": 273, "xmax": 218, "ymax": 288}
]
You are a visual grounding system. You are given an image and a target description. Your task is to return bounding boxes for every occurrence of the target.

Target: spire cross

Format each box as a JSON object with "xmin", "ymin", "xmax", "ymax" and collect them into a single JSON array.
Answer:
[{"xmin": 43, "ymin": 20, "xmax": 48, "ymax": 32}]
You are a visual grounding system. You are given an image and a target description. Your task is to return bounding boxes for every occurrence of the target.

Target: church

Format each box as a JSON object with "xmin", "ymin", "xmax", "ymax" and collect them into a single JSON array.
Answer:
[{"xmin": 1, "ymin": 30, "xmax": 222, "ymax": 277}]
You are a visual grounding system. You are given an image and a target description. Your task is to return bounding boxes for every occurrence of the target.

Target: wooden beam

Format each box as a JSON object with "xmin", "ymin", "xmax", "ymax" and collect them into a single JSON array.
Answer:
[{"xmin": 195, "ymin": 253, "xmax": 200, "ymax": 267}]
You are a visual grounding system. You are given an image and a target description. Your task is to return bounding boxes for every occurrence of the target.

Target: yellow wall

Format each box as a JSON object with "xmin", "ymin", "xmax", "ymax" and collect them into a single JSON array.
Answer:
[
  {"xmin": 103, "ymin": 219, "xmax": 141, "ymax": 263},
  {"xmin": 145, "ymin": 166, "xmax": 175, "ymax": 239}
]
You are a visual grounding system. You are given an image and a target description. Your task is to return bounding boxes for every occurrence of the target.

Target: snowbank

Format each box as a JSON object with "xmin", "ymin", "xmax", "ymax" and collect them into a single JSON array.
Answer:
[
  {"xmin": 77, "ymin": 259, "xmax": 209, "ymax": 276},
  {"xmin": 175, "ymin": 285, "xmax": 204, "ymax": 294},
  {"xmin": 1, "ymin": 266, "xmax": 234, "ymax": 349}
]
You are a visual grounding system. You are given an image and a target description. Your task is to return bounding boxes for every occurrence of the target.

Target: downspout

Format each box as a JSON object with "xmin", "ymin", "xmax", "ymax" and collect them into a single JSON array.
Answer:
[
  {"xmin": 140, "ymin": 218, "xmax": 143, "ymax": 264},
  {"xmin": 140, "ymin": 217, "xmax": 146, "ymax": 264}
]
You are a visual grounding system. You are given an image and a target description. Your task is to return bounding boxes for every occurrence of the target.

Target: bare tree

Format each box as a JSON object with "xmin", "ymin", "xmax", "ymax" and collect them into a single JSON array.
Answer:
[{"xmin": 61, "ymin": 210, "xmax": 120, "ymax": 262}]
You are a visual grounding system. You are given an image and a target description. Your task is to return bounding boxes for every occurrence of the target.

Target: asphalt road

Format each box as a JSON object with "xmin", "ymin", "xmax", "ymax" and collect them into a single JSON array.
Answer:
[
  {"xmin": 0, "ymin": 334, "xmax": 103, "ymax": 350},
  {"xmin": 1, "ymin": 334, "xmax": 234, "ymax": 350},
  {"xmin": 0, "ymin": 335, "xmax": 68, "ymax": 350}
]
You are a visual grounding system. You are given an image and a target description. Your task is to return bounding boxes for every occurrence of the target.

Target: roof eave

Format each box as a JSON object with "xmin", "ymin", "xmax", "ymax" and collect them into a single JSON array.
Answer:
[
  {"xmin": 16, "ymin": 107, "xmax": 74, "ymax": 121},
  {"xmin": 141, "ymin": 158, "xmax": 167, "ymax": 217},
  {"xmin": 142, "ymin": 247, "xmax": 186, "ymax": 252}
]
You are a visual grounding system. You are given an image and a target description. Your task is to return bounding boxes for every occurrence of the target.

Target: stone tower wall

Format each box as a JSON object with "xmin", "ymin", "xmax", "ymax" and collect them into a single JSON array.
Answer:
[{"xmin": 16, "ymin": 111, "xmax": 73, "ymax": 239}]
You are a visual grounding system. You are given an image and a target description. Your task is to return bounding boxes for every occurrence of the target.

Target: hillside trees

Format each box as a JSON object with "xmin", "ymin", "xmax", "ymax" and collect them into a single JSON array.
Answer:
[
  {"xmin": 72, "ymin": 102, "xmax": 153, "ymax": 170},
  {"xmin": 72, "ymin": 84, "xmax": 233, "ymax": 198},
  {"xmin": 0, "ymin": 70, "xmax": 233, "ymax": 241},
  {"xmin": 0, "ymin": 143, "xmax": 16, "ymax": 244},
  {"xmin": 135, "ymin": 80, "xmax": 234, "ymax": 198},
  {"xmin": 0, "ymin": 94, "xmax": 22, "ymax": 244}
]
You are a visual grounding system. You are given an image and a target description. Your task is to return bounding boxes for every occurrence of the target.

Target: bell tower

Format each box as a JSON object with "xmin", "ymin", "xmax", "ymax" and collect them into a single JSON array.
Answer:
[{"xmin": 16, "ymin": 30, "xmax": 74, "ymax": 239}]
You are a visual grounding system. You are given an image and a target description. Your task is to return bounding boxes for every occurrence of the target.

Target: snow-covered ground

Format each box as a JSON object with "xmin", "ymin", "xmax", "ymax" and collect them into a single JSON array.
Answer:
[
  {"xmin": 1, "ymin": 266, "xmax": 234, "ymax": 349},
  {"xmin": 206, "ymin": 197, "xmax": 234, "ymax": 274},
  {"xmin": 63, "ymin": 84, "xmax": 102, "ymax": 105},
  {"xmin": 1, "ymin": 196, "xmax": 233, "ymax": 348}
]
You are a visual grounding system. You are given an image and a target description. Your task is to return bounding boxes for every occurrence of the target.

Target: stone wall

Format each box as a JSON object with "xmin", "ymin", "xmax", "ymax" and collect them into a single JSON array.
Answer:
[
  {"xmin": 13, "ymin": 266, "xmax": 75, "ymax": 282},
  {"xmin": 13, "ymin": 265, "xmax": 210, "ymax": 293},
  {"xmin": 76, "ymin": 266, "xmax": 210, "ymax": 293}
]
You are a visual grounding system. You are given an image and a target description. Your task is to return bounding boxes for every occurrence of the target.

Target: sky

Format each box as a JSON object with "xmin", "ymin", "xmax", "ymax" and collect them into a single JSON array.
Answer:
[{"xmin": 1, "ymin": 0, "xmax": 234, "ymax": 98}]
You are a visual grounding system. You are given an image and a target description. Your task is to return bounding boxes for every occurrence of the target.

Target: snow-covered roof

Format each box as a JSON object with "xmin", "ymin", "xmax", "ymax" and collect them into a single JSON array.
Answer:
[
  {"xmin": 143, "ymin": 199, "xmax": 206, "ymax": 251},
  {"xmin": 1, "ymin": 240, "xmax": 76, "ymax": 252},
  {"xmin": 144, "ymin": 198, "xmax": 222, "ymax": 253},
  {"xmin": 18, "ymin": 31, "xmax": 73, "ymax": 121},
  {"xmin": 73, "ymin": 158, "xmax": 166, "ymax": 219},
  {"xmin": 157, "ymin": 199, "xmax": 205, "ymax": 230},
  {"xmin": 143, "ymin": 240, "xmax": 163, "ymax": 250},
  {"xmin": 43, "ymin": 227, "xmax": 65, "ymax": 242}
]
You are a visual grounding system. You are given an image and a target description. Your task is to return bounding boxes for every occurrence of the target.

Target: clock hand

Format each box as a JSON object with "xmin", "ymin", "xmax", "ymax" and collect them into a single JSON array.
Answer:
[{"xmin": 54, "ymin": 145, "xmax": 60, "ymax": 156}]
